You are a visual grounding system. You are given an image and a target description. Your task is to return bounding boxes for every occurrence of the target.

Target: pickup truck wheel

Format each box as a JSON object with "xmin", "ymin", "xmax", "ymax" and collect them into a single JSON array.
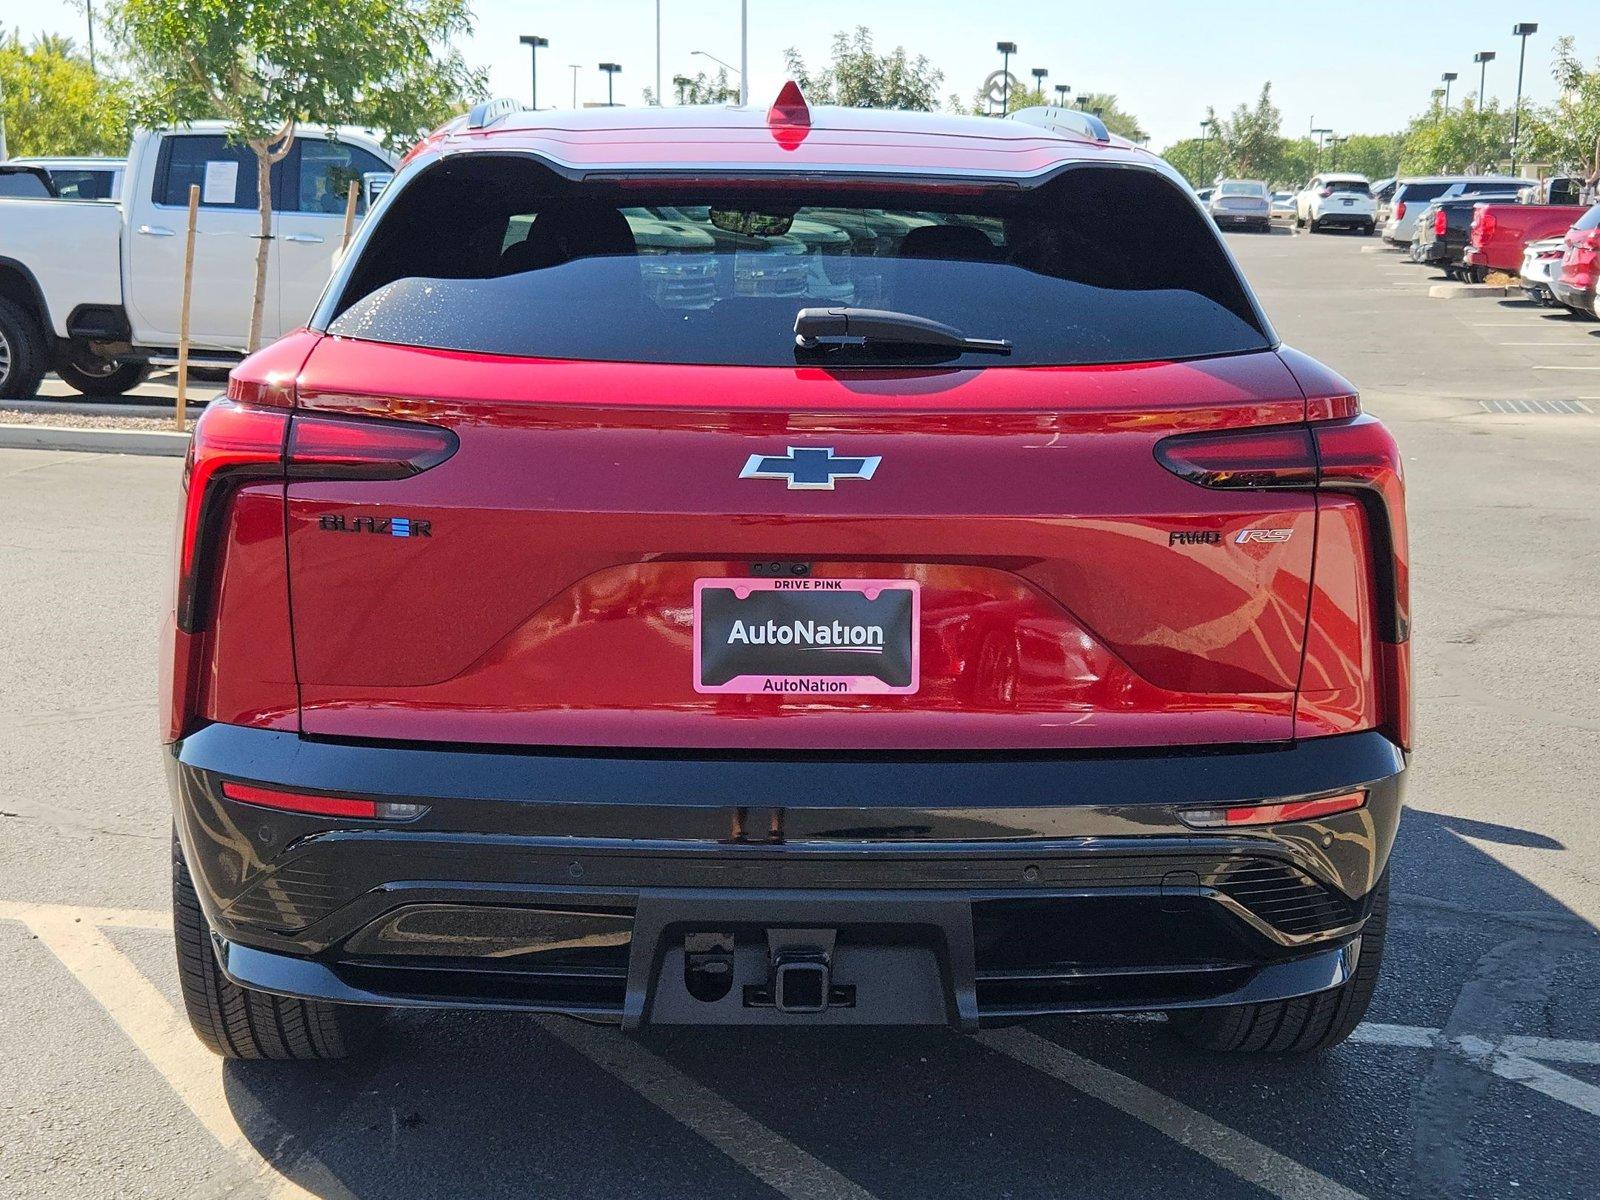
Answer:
[
  {"xmin": 54, "ymin": 347, "xmax": 151, "ymax": 398},
  {"xmin": 173, "ymin": 832, "xmax": 378, "ymax": 1060},
  {"xmin": 1167, "ymin": 871, "xmax": 1388, "ymax": 1055},
  {"xmin": 0, "ymin": 297, "xmax": 47, "ymax": 399}
]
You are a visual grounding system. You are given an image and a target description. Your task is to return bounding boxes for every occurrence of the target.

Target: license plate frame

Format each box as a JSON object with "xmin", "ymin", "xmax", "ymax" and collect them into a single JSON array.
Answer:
[{"xmin": 693, "ymin": 577, "xmax": 920, "ymax": 695}]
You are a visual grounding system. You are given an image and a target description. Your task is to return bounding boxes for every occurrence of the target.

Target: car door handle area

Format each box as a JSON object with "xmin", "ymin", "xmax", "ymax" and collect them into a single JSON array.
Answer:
[
  {"xmin": 137, "ymin": 225, "xmax": 176, "ymax": 237},
  {"xmin": 283, "ymin": 233, "xmax": 326, "ymax": 244}
]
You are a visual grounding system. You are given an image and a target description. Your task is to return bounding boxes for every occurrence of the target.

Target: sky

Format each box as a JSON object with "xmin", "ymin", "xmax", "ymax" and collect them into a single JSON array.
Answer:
[{"xmin": 25, "ymin": 1, "xmax": 1598, "ymax": 150}]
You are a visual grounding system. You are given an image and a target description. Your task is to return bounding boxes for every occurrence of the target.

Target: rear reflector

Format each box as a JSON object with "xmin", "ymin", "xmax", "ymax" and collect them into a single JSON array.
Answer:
[
  {"xmin": 1179, "ymin": 790, "xmax": 1366, "ymax": 829},
  {"xmin": 220, "ymin": 781, "xmax": 427, "ymax": 821}
]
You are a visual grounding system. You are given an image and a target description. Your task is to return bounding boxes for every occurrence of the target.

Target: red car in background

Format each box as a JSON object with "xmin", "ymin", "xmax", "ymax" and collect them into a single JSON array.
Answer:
[
  {"xmin": 1463, "ymin": 200, "xmax": 1592, "ymax": 281},
  {"xmin": 162, "ymin": 88, "xmax": 1409, "ymax": 1060},
  {"xmin": 1552, "ymin": 204, "xmax": 1600, "ymax": 317}
]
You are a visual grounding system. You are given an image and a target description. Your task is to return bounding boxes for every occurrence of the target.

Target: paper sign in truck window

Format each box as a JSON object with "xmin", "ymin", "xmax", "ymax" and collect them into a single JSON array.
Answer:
[{"xmin": 202, "ymin": 160, "xmax": 239, "ymax": 205}]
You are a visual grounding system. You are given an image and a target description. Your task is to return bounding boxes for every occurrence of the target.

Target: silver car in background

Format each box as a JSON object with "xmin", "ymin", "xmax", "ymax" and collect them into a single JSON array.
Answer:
[{"xmin": 1207, "ymin": 179, "xmax": 1272, "ymax": 232}]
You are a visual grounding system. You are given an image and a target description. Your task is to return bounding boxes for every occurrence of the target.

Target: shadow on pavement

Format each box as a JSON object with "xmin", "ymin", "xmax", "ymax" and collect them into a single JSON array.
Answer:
[{"xmin": 219, "ymin": 808, "xmax": 1599, "ymax": 1200}]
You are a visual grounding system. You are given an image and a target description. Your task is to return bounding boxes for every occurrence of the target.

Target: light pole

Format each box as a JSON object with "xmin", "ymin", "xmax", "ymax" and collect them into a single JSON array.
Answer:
[
  {"xmin": 996, "ymin": 42, "xmax": 1017, "ymax": 114},
  {"xmin": 1054, "ymin": 83, "xmax": 1069, "ymax": 106},
  {"xmin": 1031, "ymin": 67, "xmax": 1047, "ymax": 103},
  {"xmin": 86, "ymin": 0, "xmax": 97, "ymax": 73},
  {"xmin": 599, "ymin": 62, "xmax": 622, "ymax": 107},
  {"xmin": 655, "ymin": 1, "xmax": 662, "ymax": 106},
  {"xmin": 1441, "ymin": 71, "xmax": 1458, "ymax": 111},
  {"xmin": 569, "ymin": 65, "xmax": 581, "ymax": 108},
  {"xmin": 1512, "ymin": 22, "xmax": 1538, "ymax": 170},
  {"xmin": 1312, "ymin": 126, "xmax": 1332, "ymax": 170},
  {"xmin": 519, "ymin": 35, "xmax": 548, "ymax": 110},
  {"xmin": 1474, "ymin": 51, "xmax": 1496, "ymax": 105},
  {"xmin": 739, "ymin": 0, "xmax": 748, "ymax": 106},
  {"xmin": 1199, "ymin": 118, "xmax": 1213, "ymax": 183}
]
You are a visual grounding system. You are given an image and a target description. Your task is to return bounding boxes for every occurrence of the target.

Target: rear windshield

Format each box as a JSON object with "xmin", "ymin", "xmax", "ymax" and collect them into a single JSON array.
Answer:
[
  {"xmin": 327, "ymin": 158, "xmax": 1270, "ymax": 369},
  {"xmin": 1326, "ymin": 180, "xmax": 1370, "ymax": 195},
  {"xmin": 1217, "ymin": 182, "xmax": 1266, "ymax": 197}
]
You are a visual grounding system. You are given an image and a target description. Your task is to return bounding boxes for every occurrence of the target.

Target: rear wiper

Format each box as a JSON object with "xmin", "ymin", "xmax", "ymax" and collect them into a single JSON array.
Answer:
[{"xmin": 793, "ymin": 307, "xmax": 1013, "ymax": 356}]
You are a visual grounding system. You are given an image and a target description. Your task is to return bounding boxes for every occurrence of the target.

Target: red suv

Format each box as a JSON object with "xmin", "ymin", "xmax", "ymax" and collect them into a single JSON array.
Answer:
[{"xmin": 164, "ymin": 90, "xmax": 1409, "ymax": 1059}]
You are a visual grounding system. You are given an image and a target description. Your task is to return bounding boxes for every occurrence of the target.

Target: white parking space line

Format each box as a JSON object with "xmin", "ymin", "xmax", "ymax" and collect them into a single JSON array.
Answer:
[
  {"xmin": 0, "ymin": 902, "xmax": 346, "ymax": 1200},
  {"xmin": 1456, "ymin": 1036, "xmax": 1600, "ymax": 1120},
  {"xmin": 976, "ymin": 1027, "xmax": 1366, "ymax": 1200},
  {"xmin": 539, "ymin": 1016, "xmax": 882, "ymax": 1200},
  {"xmin": 1533, "ymin": 365, "xmax": 1600, "ymax": 372}
]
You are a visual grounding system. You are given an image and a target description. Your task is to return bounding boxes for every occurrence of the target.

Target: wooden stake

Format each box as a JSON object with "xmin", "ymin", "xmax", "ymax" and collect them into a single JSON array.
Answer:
[
  {"xmin": 340, "ymin": 178, "xmax": 360, "ymax": 253},
  {"xmin": 174, "ymin": 183, "xmax": 199, "ymax": 431}
]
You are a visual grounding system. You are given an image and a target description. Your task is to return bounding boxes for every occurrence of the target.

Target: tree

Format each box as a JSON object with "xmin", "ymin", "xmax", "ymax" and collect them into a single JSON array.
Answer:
[
  {"xmin": 1071, "ymin": 92, "xmax": 1145, "ymax": 142},
  {"xmin": 1160, "ymin": 136, "xmax": 1210, "ymax": 187},
  {"xmin": 1523, "ymin": 36, "xmax": 1600, "ymax": 192},
  {"xmin": 108, "ymin": 0, "xmax": 485, "ymax": 352},
  {"xmin": 1330, "ymin": 132, "xmax": 1405, "ymax": 180},
  {"xmin": 0, "ymin": 31, "xmax": 130, "ymax": 156},
  {"xmin": 784, "ymin": 27, "xmax": 943, "ymax": 111},
  {"xmin": 1399, "ymin": 96, "xmax": 1512, "ymax": 174},
  {"xmin": 1213, "ymin": 83, "xmax": 1281, "ymax": 179},
  {"xmin": 644, "ymin": 68, "xmax": 736, "ymax": 106}
]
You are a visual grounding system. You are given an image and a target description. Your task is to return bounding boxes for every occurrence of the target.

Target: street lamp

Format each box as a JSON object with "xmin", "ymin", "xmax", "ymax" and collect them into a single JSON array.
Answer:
[
  {"xmin": 1474, "ymin": 51, "xmax": 1496, "ymax": 105},
  {"xmin": 1199, "ymin": 118, "xmax": 1213, "ymax": 183},
  {"xmin": 518, "ymin": 35, "xmax": 548, "ymax": 110},
  {"xmin": 1312, "ymin": 126, "xmax": 1332, "ymax": 170},
  {"xmin": 598, "ymin": 62, "xmax": 622, "ymax": 107},
  {"xmin": 1054, "ymin": 83, "xmax": 1070, "ymax": 106},
  {"xmin": 569, "ymin": 65, "xmax": 581, "ymax": 108},
  {"xmin": 1441, "ymin": 71, "xmax": 1458, "ymax": 110},
  {"xmin": 1512, "ymin": 22, "xmax": 1539, "ymax": 170},
  {"xmin": 996, "ymin": 42, "xmax": 1017, "ymax": 114},
  {"xmin": 1031, "ymin": 67, "xmax": 1047, "ymax": 102}
]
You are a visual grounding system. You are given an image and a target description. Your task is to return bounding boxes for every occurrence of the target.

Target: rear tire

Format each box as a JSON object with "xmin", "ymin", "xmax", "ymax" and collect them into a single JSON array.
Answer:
[
  {"xmin": 0, "ymin": 296, "xmax": 47, "ymax": 399},
  {"xmin": 54, "ymin": 345, "xmax": 151, "ymax": 398},
  {"xmin": 173, "ymin": 832, "xmax": 378, "ymax": 1060},
  {"xmin": 1168, "ymin": 871, "xmax": 1388, "ymax": 1055}
]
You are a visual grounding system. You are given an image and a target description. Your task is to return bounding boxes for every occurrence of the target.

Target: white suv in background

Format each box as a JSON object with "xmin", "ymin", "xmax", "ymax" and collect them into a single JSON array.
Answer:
[{"xmin": 1296, "ymin": 173, "xmax": 1376, "ymax": 234}]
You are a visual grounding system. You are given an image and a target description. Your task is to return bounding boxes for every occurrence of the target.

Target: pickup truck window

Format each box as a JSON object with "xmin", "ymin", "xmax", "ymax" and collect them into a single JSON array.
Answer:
[
  {"xmin": 50, "ymin": 169, "xmax": 116, "ymax": 200},
  {"xmin": 0, "ymin": 169, "xmax": 53, "ymax": 199},
  {"xmin": 291, "ymin": 140, "xmax": 390, "ymax": 215},
  {"xmin": 154, "ymin": 136, "xmax": 276, "ymax": 209}
]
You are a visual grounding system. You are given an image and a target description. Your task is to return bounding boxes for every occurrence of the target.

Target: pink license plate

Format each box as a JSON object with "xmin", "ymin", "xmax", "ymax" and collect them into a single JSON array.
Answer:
[{"xmin": 693, "ymin": 577, "xmax": 920, "ymax": 695}]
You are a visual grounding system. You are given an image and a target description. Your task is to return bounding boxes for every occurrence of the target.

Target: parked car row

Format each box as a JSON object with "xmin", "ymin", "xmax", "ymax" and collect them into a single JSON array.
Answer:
[{"xmin": 1380, "ymin": 172, "xmax": 1598, "ymax": 318}]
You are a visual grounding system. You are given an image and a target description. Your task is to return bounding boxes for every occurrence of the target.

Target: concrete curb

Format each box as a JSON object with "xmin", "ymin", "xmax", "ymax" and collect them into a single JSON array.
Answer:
[
  {"xmin": 1429, "ymin": 283, "xmax": 1512, "ymax": 300},
  {"xmin": 0, "ymin": 423, "xmax": 190, "ymax": 457},
  {"xmin": 4, "ymin": 397, "xmax": 213, "ymax": 421}
]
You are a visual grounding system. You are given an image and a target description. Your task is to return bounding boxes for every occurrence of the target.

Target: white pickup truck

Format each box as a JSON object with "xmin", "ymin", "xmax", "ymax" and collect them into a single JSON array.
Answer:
[{"xmin": 0, "ymin": 122, "xmax": 396, "ymax": 398}]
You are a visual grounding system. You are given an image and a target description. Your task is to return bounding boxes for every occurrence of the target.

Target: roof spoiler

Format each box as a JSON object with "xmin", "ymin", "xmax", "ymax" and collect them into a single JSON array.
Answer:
[
  {"xmin": 466, "ymin": 98, "xmax": 523, "ymax": 131},
  {"xmin": 1007, "ymin": 105, "xmax": 1111, "ymax": 144}
]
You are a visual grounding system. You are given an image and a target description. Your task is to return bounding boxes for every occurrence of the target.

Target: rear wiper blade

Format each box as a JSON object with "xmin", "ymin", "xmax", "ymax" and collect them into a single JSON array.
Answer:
[{"xmin": 794, "ymin": 307, "xmax": 1012, "ymax": 356}]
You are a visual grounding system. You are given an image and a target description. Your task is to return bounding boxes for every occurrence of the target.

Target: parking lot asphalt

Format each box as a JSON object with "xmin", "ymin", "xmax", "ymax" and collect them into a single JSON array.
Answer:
[{"xmin": 2, "ymin": 228, "xmax": 1598, "ymax": 1200}]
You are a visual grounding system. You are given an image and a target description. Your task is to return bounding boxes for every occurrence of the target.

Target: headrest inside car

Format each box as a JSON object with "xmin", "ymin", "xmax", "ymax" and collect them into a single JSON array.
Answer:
[{"xmin": 499, "ymin": 204, "xmax": 638, "ymax": 275}]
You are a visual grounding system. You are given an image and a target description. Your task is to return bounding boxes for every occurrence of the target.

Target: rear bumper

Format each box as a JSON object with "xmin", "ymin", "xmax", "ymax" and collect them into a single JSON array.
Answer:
[
  {"xmin": 1313, "ymin": 209, "xmax": 1374, "ymax": 227},
  {"xmin": 170, "ymin": 723, "xmax": 1405, "ymax": 1027},
  {"xmin": 1551, "ymin": 278, "xmax": 1597, "ymax": 315}
]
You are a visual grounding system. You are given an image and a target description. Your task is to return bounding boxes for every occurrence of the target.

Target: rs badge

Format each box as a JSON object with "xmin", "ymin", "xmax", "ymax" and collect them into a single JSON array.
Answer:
[{"xmin": 1236, "ymin": 528, "xmax": 1293, "ymax": 544}]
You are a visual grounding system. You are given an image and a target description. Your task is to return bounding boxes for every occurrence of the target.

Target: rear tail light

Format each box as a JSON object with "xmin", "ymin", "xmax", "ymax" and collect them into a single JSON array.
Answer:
[
  {"xmin": 1395, "ymin": 201, "xmax": 1406, "ymax": 221},
  {"xmin": 221, "ymin": 780, "xmax": 427, "ymax": 821},
  {"xmin": 1434, "ymin": 209, "xmax": 1449, "ymax": 238},
  {"xmin": 176, "ymin": 402, "xmax": 457, "ymax": 632},
  {"xmin": 1179, "ymin": 790, "xmax": 1366, "ymax": 829},
  {"xmin": 1155, "ymin": 414, "xmax": 1409, "ymax": 747},
  {"xmin": 1155, "ymin": 414, "xmax": 1406, "ymax": 641}
]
